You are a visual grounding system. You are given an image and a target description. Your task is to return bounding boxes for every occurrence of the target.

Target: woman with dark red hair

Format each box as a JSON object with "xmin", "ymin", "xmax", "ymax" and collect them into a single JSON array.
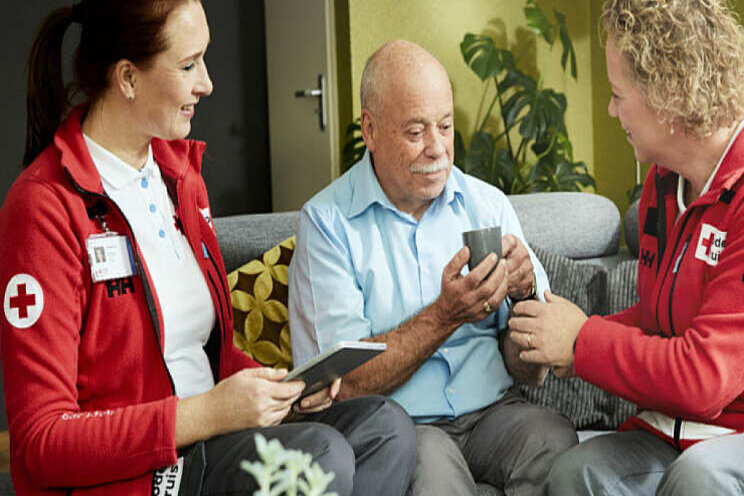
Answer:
[{"xmin": 0, "ymin": 2, "xmax": 416, "ymax": 494}]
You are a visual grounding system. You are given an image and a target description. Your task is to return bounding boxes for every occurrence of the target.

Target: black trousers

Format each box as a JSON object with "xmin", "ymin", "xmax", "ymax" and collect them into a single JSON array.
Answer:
[{"xmin": 177, "ymin": 395, "xmax": 417, "ymax": 496}]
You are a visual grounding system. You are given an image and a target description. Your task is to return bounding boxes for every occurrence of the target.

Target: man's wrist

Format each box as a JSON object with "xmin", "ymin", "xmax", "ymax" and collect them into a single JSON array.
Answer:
[
  {"xmin": 511, "ymin": 273, "xmax": 537, "ymax": 301},
  {"xmin": 427, "ymin": 298, "xmax": 460, "ymax": 333}
]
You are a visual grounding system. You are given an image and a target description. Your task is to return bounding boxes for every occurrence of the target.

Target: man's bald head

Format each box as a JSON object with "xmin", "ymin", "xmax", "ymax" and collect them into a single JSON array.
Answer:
[
  {"xmin": 358, "ymin": 40, "xmax": 455, "ymax": 220},
  {"xmin": 360, "ymin": 40, "xmax": 451, "ymax": 115}
]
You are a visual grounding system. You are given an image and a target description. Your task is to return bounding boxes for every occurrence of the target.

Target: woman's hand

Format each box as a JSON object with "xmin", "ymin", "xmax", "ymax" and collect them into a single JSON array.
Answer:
[
  {"xmin": 293, "ymin": 378, "xmax": 342, "ymax": 414},
  {"xmin": 209, "ymin": 367, "xmax": 304, "ymax": 431},
  {"xmin": 507, "ymin": 290, "xmax": 588, "ymax": 369}
]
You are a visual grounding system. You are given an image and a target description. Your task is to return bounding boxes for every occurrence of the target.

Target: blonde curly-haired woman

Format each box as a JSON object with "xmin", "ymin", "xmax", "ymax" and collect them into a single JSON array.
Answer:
[{"xmin": 508, "ymin": 0, "xmax": 744, "ymax": 494}]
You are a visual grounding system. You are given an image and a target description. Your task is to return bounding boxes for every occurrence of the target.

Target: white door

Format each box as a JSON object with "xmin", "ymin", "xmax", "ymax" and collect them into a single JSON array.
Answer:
[{"xmin": 264, "ymin": 0, "xmax": 340, "ymax": 212}]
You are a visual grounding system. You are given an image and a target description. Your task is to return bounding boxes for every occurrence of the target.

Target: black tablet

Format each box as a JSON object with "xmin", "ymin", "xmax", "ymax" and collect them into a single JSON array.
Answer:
[{"xmin": 283, "ymin": 341, "xmax": 387, "ymax": 398}]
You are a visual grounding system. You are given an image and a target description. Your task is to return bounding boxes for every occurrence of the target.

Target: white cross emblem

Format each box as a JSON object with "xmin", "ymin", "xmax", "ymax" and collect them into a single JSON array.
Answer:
[{"xmin": 4, "ymin": 274, "xmax": 44, "ymax": 329}]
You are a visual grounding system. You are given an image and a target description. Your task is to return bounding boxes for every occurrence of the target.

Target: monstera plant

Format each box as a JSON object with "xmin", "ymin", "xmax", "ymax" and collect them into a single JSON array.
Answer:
[
  {"xmin": 342, "ymin": 0, "xmax": 595, "ymax": 194},
  {"xmin": 456, "ymin": 0, "xmax": 595, "ymax": 193}
]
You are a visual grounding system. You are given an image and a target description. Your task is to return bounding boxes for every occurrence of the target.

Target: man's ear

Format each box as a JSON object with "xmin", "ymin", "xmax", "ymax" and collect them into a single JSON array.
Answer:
[
  {"xmin": 112, "ymin": 59, "xmax": 137, "ymax": 101},
  {"xmin": 360, "ymin": 108, "xmax": 376, "ymax": 153}
]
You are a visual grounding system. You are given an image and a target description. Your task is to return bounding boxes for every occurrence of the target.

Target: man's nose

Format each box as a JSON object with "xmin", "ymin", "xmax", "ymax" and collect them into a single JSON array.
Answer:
[{"xmin": 424, "ymin": 129, "xmax": 446, "ymax": 157}]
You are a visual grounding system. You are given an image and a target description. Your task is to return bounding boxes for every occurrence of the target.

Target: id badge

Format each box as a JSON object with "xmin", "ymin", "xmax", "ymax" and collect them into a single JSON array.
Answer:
[
  {"xmin": 86, "ymin": 233, "xmax": 137, "ymax": 283},
  {"xmin": 152, "ymin": 457, "xmax": 184, "ymax": 496}
]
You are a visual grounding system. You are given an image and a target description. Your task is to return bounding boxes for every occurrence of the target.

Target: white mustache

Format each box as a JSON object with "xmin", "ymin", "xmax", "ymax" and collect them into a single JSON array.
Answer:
[{"xmin": 409, "ymin": 158, "xmax": 450, "ymax": 174}]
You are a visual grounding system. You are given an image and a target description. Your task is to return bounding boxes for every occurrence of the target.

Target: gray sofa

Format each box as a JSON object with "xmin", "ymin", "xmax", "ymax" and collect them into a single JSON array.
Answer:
[
  {"xmin": 215, "ymin": 191, "xmax": 642, "ymax": 496},
  {"xmin": 0, "ymin": 192, "xmax": 640, "ymax": 495}
]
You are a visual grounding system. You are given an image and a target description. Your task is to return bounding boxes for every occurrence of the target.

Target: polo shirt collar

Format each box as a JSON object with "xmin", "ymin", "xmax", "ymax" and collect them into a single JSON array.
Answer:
[
  {"xmin": 347, "ymin": 150, "xmax": 464, "ymax": 219},
  {"xmin": 83, "ymin": 134, "xmax": 156, "ymax": 191}
]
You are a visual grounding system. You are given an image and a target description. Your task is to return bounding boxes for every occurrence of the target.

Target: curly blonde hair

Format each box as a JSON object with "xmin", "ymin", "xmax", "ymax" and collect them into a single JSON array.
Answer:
[{"xmin": 602, "ymin": 0, "xmax": 744, "ymax": 137}]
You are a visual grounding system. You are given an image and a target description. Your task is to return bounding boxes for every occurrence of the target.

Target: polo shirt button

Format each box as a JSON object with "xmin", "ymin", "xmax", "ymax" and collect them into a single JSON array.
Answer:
[
  {"xmin": 149, "ymin": 204, "xmax": 157, "ymax": 213},
  {"xmin": 448, "ymin": 387, "xmax": 454, "ymax": 394},
  {"xmin": 141, "ymin": 177, "xmax": 149, "ymax": 188},
  {"xmin": 443, "ymin": 348, "xmax": 449, "ymax": 353},
  {"xmin": 158, "ymin": 229, "xmax": 166, "ymax": 238}
]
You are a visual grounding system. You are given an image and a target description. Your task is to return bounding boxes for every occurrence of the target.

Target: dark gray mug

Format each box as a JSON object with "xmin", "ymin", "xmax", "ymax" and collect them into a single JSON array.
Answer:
[{"xmin": 462, "ymin": 226, "xmax": 502, "ymax": 271}]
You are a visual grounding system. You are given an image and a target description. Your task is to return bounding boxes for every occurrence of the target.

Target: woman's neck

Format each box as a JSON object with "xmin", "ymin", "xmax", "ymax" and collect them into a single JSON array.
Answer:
[
  {"xmin": 81, "ymin": 95, "xmax": 150, "ymax": 170},
  {"xmin": 661, "ymin": 123, "xmax": 738, "ymax": 203}
]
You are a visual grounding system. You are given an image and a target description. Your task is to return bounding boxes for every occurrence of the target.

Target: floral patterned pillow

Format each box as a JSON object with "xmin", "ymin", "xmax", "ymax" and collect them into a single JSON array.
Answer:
[{"xmin": 228, "ymin": 236, "xmax": 295, "ymax": 369}]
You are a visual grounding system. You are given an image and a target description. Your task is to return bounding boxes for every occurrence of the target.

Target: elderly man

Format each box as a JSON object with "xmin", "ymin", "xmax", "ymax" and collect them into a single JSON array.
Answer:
[{"xmin": 289, "ymin": 40, "xmax": 577, "ymax": 495}]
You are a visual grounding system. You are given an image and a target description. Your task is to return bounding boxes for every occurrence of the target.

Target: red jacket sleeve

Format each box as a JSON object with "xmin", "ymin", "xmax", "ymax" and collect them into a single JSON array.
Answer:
[
  {"xmin": 605, "ymin": 303, "xmax": 641, "ymax": 327},
  {"xmin": 575, "ymin": 214, "xmax": 744, "ymax": 421},
  {"xmin": 0, "ymin": 179, "xmax": 177, "ymax": 488}
]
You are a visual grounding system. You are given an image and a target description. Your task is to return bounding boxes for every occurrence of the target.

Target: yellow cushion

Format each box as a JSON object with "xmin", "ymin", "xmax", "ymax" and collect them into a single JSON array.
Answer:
[{"xmin": 228, "ymin": 236, "xmax": 295, "ymax": 369}]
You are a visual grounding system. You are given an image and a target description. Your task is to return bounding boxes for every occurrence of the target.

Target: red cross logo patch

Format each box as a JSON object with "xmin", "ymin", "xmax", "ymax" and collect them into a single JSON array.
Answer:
[
  {"xmin": 3, "ymin": 274, "xmax": 44, "ymax": 329},
  {"xmin": 695, "ymin": 224, "xmax": 727, "ymax": 266}
]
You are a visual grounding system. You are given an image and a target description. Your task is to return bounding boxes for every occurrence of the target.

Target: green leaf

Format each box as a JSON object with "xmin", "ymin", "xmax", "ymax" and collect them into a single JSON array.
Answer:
[
  {"xmin": 342, "ymin": 118, "xmax": 366, "ymax": 172},
  {"xmin": 501, "ymin": 89, "xmax": 531, "ymax": 130},
  {"xmin": 512, "ymin": 87, "xmax": 567, "ymax": 141},
  {"xmin": 524, "ymin": 3, "xmax": 554, "ymax": 45},
  {"xmin": 556, "ymin": 9, "xmax": 578, "ymax": 79},
  {"xmin": 531, "ymin": 157, "xmax": 596, "ymax": 192},
  {"xmin": 454, "ymin": 130, "xmax": 467, "ymax": 168},
  {"xmin": 460, "ymin": 34, "xmax": 515, "ymax": 82},
  {"xmin": 463, "ymin": 130, "xmax": 494, "ymax": 179},
  {"xmin": 627, "ymin": 183, "xmax": 643, "ymax": 203},
  {"xmin": 494, "ymin": 148, "xmax": 527, "ymax": 194}
]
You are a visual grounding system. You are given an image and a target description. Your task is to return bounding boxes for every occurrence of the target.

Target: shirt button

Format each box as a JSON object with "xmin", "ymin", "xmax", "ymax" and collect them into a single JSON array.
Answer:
[
  {"xmin": 149, "ymin": 204, "xmax": 157, "ymax": 213},
  {"xmin": 158, "ymin": 229, "xmax": 166, "ymax": 238},
  {"xmin": 141, "ymin": 177, "xmax": 149, "ymax": 188},
  {"xmin": 448, "ymin": 387, "xmax": 454, "ymax": 394},
  {"xmin": 422, "ymin": 267, "xmax": 429, "ymax": 274},
  {"xmin": 443, "ymin": 348, "xmax": 449, "ymax": 353}
]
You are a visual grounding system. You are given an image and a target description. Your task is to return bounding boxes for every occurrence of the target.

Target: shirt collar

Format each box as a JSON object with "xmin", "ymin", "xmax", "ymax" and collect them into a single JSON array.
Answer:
[
  {"xmin": 676, "ymin": 119, "xmax": 744, "ymax": 213},
  {"xmin": 83, "ymin": 134, "xmax": 156, "ymax": 190},
  {"xmin": 347, "ymin": 150, "xmax": 464, "ymax": 219}
]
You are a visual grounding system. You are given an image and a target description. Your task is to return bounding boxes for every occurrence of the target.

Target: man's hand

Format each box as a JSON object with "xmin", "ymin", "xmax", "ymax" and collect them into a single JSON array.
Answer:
[
  {"xmin": 432, "ymin": 246, "xmax": 508, "ymax": 329},
  {"xmin": 508, "ymin": 291, "xmax": 588, "ymax": 369},
  {"xmin": 502, "ymin": 235, "xmax": 535, "ymax": 299},
  {"xmin": 293, "ymin": 378, "xmax": 341, "ymax": 414}
]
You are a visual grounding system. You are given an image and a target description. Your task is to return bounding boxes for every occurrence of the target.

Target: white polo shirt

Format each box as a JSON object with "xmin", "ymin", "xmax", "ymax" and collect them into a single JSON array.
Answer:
[{"xmin": 84, "ymin": 135, "xmax": 216, "ymax": 398}]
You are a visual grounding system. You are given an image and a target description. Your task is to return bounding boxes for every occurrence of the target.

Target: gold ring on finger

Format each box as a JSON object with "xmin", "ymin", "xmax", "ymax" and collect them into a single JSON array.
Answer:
[
  {"xmin": 527, "ymin": 333, "xmax": 533, "ymax": 349},
  {"xmin": 483, "ymin": 301, "xmax": 492, "ymax": 313}
]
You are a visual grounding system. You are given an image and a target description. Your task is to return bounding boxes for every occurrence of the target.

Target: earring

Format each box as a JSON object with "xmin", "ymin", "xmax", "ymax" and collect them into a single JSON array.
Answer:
[{"xmin": 669, "ymin": 125, "xmax": 675, "ymax": 136}]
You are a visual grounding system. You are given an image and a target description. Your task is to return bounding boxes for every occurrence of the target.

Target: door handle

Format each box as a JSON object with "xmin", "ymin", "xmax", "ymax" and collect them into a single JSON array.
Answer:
[
  {"xmin": 294, "ymin": 74, "xmax": 326, "ymax": 132},
  {"xmin": 294, "ymin": 89, "xmax": 322, "ymax": 98}
]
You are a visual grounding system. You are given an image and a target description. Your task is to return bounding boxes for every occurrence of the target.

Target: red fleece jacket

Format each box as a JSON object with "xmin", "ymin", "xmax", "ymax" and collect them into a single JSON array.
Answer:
[
  {"xmin": 575, "ymin": 131, "xmax": 744, "ymax": 450},
  {"xmin": 0, "ymin": 106, "xmax": 259, "ymax": 495}
]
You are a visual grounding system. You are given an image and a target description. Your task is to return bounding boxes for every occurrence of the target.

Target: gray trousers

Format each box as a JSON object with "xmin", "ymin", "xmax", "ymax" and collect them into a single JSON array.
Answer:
[
  {"xmin": 178, "ymin": 395, "xmax": 417, "ymax": 496},
  {"xmin": 546, "ymin": 429, "xmax": 744, "ymax": 495},
  {"xmin": 409, "ymin": 388, "xmax": 578, "ymax": 496}
]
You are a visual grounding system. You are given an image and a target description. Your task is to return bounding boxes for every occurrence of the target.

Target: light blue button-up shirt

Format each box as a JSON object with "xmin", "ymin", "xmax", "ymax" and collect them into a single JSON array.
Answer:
[{"xmin": 289, "ymin": 152, "xmax": 549, "ymax": 422}]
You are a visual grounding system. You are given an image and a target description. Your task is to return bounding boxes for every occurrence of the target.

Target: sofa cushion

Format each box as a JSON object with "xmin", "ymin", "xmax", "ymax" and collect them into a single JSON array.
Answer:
[
  {"xmin": 215, "ymin": 212, "xmax": 300, "ymax": 273},
  {"xmin": 624, "ymin": 199, "xmax": 641, "ymax": 259},
  {"xmin": 228, "ymin": 236, "xmax": 295, "ymax": 369},
  {"xmin": 606, "ymin": 259, "xmax": 639, "ymax": 314},
  {"xmin": 509, "ymin": 192, "xmax": 621, "ymax": 260},
  {"xmin": 519, "ymin": 247, "xmax": 637, "ymax": 429}
]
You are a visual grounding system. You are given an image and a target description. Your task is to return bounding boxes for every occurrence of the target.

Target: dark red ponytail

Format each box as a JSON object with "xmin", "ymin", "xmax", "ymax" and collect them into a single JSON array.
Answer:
[{"xmin": 23, "ymin": 0, "xmax": 190, "ymax": 166}]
